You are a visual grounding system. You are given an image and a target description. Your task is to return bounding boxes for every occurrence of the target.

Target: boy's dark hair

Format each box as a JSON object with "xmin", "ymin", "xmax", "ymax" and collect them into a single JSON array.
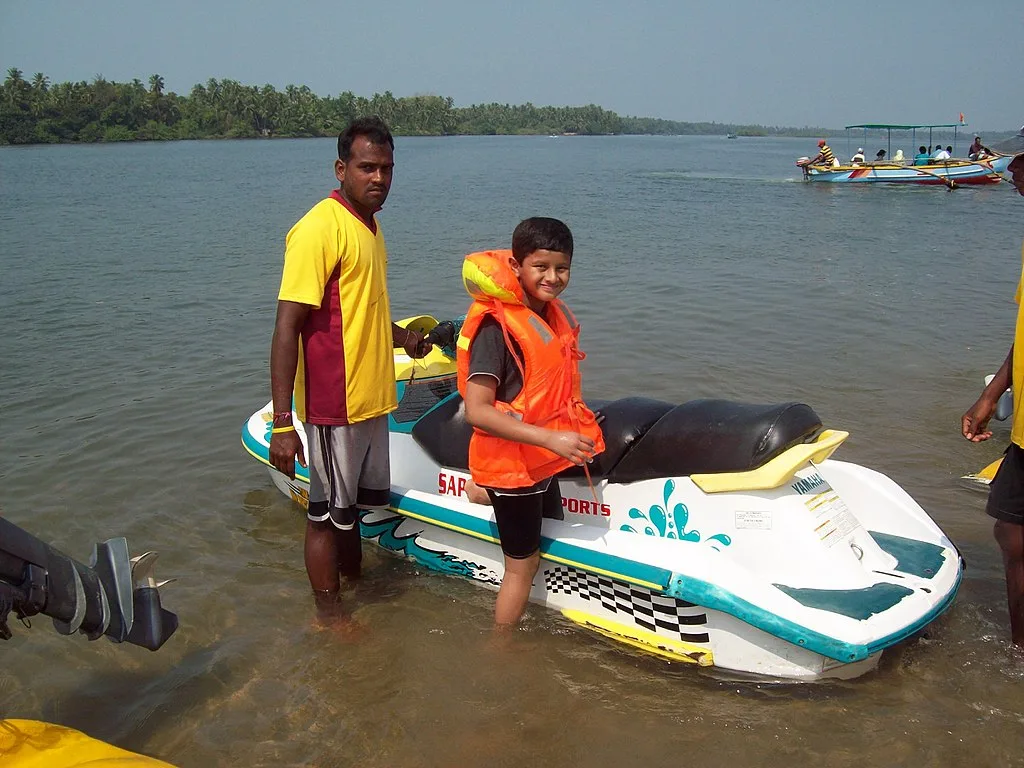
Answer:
[
  {"xmin": 338, "ymin": 116, "xmax": 394, "ymax": 161},
  {"xmin": 511, "ymin": 217, "xmax": 574, "ymax": 263}
]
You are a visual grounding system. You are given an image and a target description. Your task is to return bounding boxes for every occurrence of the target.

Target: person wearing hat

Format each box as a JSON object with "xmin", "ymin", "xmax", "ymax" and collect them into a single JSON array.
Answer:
[
  {"xmin": 806, "ymin": 139, "xmax": 838, "ymax": 167},
  {"xmin": 850, "ymin": 147, "xmax": 866, "ymax": 164}
]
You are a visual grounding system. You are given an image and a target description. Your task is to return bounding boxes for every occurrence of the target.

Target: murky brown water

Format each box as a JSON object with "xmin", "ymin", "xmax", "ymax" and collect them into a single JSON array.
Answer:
[{"xmin": 2, "ymin": 136, "xmax": 1022, "ymax": 766}]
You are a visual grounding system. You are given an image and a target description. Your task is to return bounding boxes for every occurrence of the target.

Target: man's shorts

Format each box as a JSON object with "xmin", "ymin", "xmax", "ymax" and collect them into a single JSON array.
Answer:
[
  {"xmin": 486, "ymin": 479, "xmax": 562, "ymax": 559},
  {"xmin": 986, "ymin": 443, "xmax": 1024, "ymax": 525},
  {"xmin": 303, "ymin": 416, "xmax": 391, "ymax": 530}
]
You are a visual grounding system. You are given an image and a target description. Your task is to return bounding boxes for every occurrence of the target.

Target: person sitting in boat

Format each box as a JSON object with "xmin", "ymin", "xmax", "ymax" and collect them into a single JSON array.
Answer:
[
  {"xmin": 970, "ymin": 136, "xmax": 993, "ymax": 160},
  {"xmin": 914, "ymin": 146, "xmax": 931, "ymax": 166},
  {"xmin": 874, "ymin": 149, "xmax": 886, "ymax": 162},
  {"xmin": 850, "ymin": 147, "xmax": 866, "ymax": 164},
  {"xmin": 932, "ymin": 144, "xmax": 950, "ymax": 161},
  {"xmin": 893, "ymin": 148, "xmax": 906, "ymax": 164},
  {"xmin": 458, "ymin": 218, "xmax": 605, "ymax": 628},
  {"xmin": 805, "ymin": 139, "xmax": 838, "ymax": 167}
]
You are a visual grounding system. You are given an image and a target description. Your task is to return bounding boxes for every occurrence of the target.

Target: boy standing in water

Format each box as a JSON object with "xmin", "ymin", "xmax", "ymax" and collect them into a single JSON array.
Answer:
[
  {"xmin": 962, "ymin": 153, "xmax": 1024, "ymax": 649},
  {"xmin": 458, "ymin": 218, "xmax": 605, "ymax": 626}
]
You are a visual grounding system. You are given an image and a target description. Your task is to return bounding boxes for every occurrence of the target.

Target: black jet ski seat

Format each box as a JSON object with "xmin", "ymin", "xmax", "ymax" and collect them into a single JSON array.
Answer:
[{"xmin": 410, "ymin": 394, "xmax": 822, "ymax": 485}]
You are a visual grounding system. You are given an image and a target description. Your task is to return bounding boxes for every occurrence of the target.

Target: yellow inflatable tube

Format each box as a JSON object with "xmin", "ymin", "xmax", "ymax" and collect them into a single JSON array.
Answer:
[{"xmin": 0, "ymin": 720, "xmax": 175, "ymax": 768}]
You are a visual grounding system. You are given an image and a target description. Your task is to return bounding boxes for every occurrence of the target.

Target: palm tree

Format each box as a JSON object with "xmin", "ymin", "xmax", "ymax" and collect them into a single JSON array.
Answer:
[
  {"xmin": 4, "ymin": 67, "xmax": 28, "ymax": 108},
  {"xmin": 31, "ymin": 72, "xmax": 49, "ymax": 92},
  {"xmin": 148, "ymin": 74, "xmax": 164, "ymax": 96}
]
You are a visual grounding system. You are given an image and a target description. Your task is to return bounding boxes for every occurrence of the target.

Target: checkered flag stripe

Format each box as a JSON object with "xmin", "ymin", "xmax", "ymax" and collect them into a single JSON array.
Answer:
[{"xmin": 544, "ymin": 566, "xmax": 709, "ymax": 643}]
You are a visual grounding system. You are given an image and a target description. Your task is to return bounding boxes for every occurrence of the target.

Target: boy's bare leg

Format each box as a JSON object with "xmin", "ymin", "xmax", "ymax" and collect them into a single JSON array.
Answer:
[
  {"xmin": 465, "ymin": 479, "xmax": 492, "ymax": 506},
  {"xmin": 495, "ymin": 551, "xmax": 540, "ymax": 626},
  {"xmin": 994, "ymin": 520, "xmax": 1024, "ymax": 647}
]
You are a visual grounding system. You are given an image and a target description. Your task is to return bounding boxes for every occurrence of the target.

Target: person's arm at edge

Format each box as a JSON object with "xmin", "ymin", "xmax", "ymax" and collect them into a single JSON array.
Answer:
[
  {"xmin": 962, "ymin": 345, "xmax": 1013, "ymax": 442},
  {"xmin": 269, "ymin": 300, "xmax": 312, "ymax": 477},
  {"xmin": 463, "ymin": 375, "xmax": 594, "ymax": 465}
]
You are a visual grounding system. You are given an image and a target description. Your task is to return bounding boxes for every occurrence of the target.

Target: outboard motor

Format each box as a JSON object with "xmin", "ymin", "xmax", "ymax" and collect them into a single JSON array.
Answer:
[{"xmin": 0, "ymin": 518, "xmax": 177, "ymax": 651}]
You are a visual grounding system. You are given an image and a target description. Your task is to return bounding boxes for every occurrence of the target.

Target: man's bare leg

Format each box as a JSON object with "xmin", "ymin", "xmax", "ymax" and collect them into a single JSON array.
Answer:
[
  {"xmin": 994, "ymin": 520, "xmax": 1024, "ymax": 647},
  {"xmin": 305, "ymin": 517, "xmax": 342, "ymax": 620},
  {"xmin": 336, "ymin": 518, "xmax": 363, "ymax": 581}
]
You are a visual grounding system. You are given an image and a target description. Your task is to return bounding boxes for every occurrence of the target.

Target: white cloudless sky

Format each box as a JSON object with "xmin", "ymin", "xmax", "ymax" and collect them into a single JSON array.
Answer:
[{"xmin": 2, "ymin": 0, "xmax": 1022, "ymax": 131}]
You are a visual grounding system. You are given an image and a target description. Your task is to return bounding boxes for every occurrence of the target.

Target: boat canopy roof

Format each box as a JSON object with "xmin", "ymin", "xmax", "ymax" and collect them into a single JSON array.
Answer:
[{"xmin": 844, "ymin": 123, "xmax": 965, "ymax": 130}]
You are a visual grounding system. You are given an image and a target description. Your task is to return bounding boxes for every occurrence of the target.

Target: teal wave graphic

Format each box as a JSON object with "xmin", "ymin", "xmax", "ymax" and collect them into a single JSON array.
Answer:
[
  {"xmin": 361, "ymin": 513, "xmax": 499, "ymax": 583},
  {"xmin": 620, "ymin": 479, "xmax": 732, "ymax": 551}
]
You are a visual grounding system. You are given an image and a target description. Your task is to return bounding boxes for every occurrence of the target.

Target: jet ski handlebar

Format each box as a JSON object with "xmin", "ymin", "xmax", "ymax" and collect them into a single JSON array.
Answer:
[
  {"xmin": 422, "ymin": 319, "xmax": 460, "ymax": 352},
  {"xmin": 0, "ymin": 518, "xmax": 178, "ymax": 651}
]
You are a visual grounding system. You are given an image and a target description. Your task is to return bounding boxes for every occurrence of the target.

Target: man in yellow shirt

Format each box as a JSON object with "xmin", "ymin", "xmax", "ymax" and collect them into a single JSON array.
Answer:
[
  {"xmin": 268, "ymin": 116, "xmax": 426, "ymax": 623},
  {"xmin": 962, "ymin": 153, "xmax": 1024, "ymax": 648}
]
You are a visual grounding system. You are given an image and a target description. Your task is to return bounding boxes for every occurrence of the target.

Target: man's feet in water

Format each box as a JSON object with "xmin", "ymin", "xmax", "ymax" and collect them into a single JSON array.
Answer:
[{"xmin": 311, "ymin": 589, "xmax": 364, "ymax": 637}]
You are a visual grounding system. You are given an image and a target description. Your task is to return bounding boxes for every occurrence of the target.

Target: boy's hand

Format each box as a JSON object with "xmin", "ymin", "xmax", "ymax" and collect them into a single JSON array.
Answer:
[{"xmin": 545, "ymin": 431, "xmax": 596, "ymax": 465}]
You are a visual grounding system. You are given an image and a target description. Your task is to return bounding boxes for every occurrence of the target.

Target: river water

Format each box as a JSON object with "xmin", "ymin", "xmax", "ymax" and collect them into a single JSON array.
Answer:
[{"xmin": 1, "ymin": 135, "xmax": 1022, "ymax": 766}]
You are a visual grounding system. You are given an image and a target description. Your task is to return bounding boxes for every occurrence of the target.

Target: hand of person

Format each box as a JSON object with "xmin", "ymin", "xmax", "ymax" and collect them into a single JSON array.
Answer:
[
  {"xmin": 402, "ymin": 328, "xmax": 429, "ymax": 359},
  {"xmin": 962, "ymin": 397, "xmax": 998, "ymax": 442},
  {"xmin": 545, "ymin": 430, "xmax": 596, "ymax": 465},
  {"xmin": 270, "ymin": 429, "xmax": 306, "ymax": 478}
]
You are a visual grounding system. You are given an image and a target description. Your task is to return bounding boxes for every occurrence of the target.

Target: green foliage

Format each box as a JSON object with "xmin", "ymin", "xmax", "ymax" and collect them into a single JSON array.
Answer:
[
  {"xmin": 102, "ymin": 125, "xmax": 136, "ymax": 142},
  {"xmin": 0, "ymin": 69, "xmax": 834, "ymax": 145}
]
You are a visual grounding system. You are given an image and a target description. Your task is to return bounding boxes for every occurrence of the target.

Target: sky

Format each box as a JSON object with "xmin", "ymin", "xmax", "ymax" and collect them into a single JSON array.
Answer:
[{"xmin": 2, "ymin": 0, "xmax": 1023, "ymax": 132}]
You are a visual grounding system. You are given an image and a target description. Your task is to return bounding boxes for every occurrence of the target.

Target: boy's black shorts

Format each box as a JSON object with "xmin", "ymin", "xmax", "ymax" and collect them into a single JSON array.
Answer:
[
  {"xmin": 986, "ymin": 443, "xmax": 1024, "ymax": 525},
  {"xmin": 486, "ymin": 479, "xmax": 562, "ymax": 559}
]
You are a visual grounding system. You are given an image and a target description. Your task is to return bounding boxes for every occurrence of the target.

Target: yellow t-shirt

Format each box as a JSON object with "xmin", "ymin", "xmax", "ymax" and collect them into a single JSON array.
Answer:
[
  {"xmin": 1012, "ymin": 240, "xmax": 1024, "ymax": 447},
  {"xmin": 278, "ymin": 192, "xmax": 397, "ymax": 425}
]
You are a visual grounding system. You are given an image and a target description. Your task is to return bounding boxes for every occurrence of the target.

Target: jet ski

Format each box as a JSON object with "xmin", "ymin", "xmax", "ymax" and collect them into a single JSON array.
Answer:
[{"xmin": 242, "ymin": 316, "xmax": 963, "ymax": 681}]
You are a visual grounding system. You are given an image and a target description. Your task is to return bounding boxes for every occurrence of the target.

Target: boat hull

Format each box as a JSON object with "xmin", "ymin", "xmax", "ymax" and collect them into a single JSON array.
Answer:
[{"xmin": 800, "ymin": 155, "xmax": 1011, "ymax": 184}]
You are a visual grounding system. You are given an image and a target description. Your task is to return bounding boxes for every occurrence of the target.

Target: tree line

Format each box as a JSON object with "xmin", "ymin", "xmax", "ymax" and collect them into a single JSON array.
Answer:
[{"xmin": 0, "ymin": 68, "xmax": 830, "ymax": 145}]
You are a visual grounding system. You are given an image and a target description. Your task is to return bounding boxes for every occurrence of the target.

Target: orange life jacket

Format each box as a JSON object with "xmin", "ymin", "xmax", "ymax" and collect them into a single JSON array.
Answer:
[{"xmin": 455, "ymin": 250, "xmax": 605, "ymax": 488}]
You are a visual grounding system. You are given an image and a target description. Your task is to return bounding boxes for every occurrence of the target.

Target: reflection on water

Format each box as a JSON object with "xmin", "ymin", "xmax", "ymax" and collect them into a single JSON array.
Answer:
[{"xmin": 1, "ymin": 135, "xmax": 1023, "ymax": 765}]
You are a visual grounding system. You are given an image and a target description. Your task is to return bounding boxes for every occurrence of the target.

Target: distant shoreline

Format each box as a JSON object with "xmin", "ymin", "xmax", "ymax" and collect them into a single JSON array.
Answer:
[
  {"xmin": 0, "ymin": 131, "xmax": 846, "ymax": 146},
  {"xmin": 1, "ymin": 69, "xmax": 835, "ymax": 146},
  {"xmin": 1, "ymin": 69, "xmax": 1010, "ymax": 147}
]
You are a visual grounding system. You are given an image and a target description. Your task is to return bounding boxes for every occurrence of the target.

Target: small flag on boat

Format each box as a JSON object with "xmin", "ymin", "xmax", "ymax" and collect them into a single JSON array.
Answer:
[{"xmin": 959, "ymin": 112, "xmax": 965, "ymax": 124}]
